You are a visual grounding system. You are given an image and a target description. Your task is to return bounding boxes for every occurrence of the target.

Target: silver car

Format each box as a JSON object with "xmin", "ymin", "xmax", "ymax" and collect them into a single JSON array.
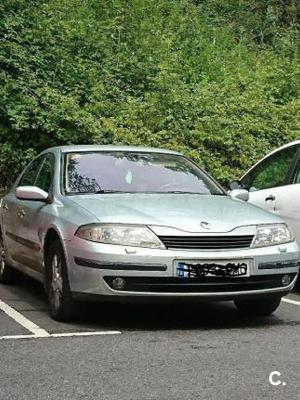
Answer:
[{"xmin": 0, "ymin": 146, "xmax": 299, "ymax": 321}]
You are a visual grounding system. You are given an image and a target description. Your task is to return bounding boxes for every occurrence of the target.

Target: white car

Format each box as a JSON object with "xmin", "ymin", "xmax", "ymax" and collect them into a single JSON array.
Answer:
[{"xmin": 230, "ymin": 141, "xmax": 300, "ymax": 256}]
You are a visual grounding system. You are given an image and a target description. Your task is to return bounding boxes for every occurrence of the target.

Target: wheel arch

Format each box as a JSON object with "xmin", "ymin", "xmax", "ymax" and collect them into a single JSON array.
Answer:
[
  {"xmin": 43, "ymin": 227, "xmax": 66, "ymax": 261},
  {"xmin": 43, "ymin": 227, "xmax": 68, "ymax": 292}
]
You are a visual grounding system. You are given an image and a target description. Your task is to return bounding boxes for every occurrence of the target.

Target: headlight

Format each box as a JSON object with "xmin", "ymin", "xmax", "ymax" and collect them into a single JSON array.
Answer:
[
  {"xmin": 76, "ymin": 224, "xmax": 165, "ymax": 249},
  {"xmin": 251, "ymin": 224, "xmax": 293, "ymax": 248}
]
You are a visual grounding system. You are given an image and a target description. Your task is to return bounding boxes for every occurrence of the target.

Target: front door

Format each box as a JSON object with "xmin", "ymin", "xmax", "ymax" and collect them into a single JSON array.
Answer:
[
  {"xmin": 3, "ymin": 155, "xmax": 45, "ymax": 268},
  {"xmin": 274, "ymin": 151, "xmax": 300, "ymax": 245},
  {"xmin": 241, "ymin": 144, "xmax": 300, "ymax": 238},
  {"xmin": 16, "ymin": 153, "xmax": 55, "ymax": 272}
]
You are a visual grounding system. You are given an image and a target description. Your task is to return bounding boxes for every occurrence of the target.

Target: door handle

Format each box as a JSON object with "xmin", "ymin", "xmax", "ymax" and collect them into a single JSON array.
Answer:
[
  {"xmin": 265, "ymin": 195, "xmax": 275, "ymax": 202},
  {"xmin": 18, "ymin": 209, "xmax": 26, "ymax": 218}
]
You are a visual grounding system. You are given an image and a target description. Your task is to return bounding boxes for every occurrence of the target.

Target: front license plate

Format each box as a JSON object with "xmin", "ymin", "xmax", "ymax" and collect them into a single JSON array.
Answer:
[{"xmin": 176, "ymin": 260, "xmax": 250, "ymax": 278}]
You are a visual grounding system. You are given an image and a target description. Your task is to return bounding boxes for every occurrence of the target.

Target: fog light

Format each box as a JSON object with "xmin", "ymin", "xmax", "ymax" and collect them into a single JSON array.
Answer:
[
  {"xmin": 282, "ymin": 274, "xmax": 291, "ymax": 286},
  {"xmin": 112, "ymin": 277, "xmax": 126, "ymax": 290}
]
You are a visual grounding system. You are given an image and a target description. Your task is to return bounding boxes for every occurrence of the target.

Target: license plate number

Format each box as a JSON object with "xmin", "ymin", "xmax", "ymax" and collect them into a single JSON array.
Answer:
[{"xmin": 176, "ymin": 260, "xmax": 250, "ymax": 278}]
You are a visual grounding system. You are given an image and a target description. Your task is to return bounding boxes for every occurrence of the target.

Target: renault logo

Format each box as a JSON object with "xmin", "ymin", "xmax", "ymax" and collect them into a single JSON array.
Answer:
[{"xmin": 200, "ymin": 221, "xmax": 211, "ymax": 230}]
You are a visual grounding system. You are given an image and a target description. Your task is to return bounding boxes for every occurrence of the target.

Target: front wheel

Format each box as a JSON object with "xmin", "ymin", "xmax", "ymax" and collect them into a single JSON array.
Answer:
[
  {"xmin": 45, "ymin": 239, "xmax": 74, "ymax": 322},
  {"xmin": 234, "ymin": 296, "xmax": 282, "ymax": 317},
  {"xmin": 0, "ymin": 234, "xmax": 17, "ymax": 284}
]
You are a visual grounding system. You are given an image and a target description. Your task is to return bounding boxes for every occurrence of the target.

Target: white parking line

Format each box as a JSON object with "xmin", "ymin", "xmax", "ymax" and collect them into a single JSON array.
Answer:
[
  {"xmin": 0, "ymin": 298, "xmax": 121, "ymax": 340},
  {"xmin": 51, "ymin": 331, "xmax": 121, "ymax": 337},
  {"xmin": 282, "ymin": 298, "xmax": 300, "ymax": 306},
  {"xmin": 0, "ymin": 334, "xmax": 37, "ymax": 340},
  {"xmin": 0, "ymin": 298, "xmax": 50, "ymax": 337},
  {"xmin": 0, "ymin": 331, "xmax": 121, "ymax": 340}
]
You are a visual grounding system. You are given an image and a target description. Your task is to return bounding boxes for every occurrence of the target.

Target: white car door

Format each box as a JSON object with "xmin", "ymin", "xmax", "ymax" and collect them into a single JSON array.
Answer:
[
  {"xmin": 240, "ymin": 144, "xmax": 300, "ymax": 241},
  {"xmin": 2, "ymin": 156, "xmax": 45, "ymax": 268},
  {"xmin": 274, "ymin": 151, "xmax": 300, "ymax": 245}
]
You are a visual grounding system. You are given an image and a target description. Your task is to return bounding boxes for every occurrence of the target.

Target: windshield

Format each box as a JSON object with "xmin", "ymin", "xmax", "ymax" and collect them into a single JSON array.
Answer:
[{"xmin": 64, "ymin": 151, "xmax": 225, "ymax": 195}]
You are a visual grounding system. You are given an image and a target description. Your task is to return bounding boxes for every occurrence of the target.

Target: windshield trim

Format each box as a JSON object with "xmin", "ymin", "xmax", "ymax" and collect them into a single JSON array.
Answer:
[{"xmin": 62, "ymin": 150, "xmax": 227, "ymax": 197}]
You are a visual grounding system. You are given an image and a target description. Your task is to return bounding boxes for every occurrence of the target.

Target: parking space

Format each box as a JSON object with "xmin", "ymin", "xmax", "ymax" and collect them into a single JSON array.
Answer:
[
  {"xmin": 0, "ymin": 276, "xmax": 124, "ymax": 339},
  {"xmin": 0, "ymin": 311, "xmax": 29, "ymax": 337},
  {"xmin": 1, "ymin": 275, "xmax": 300, "ymax": 340},
  {"xmin": 0, "ymin": 277, "xmax": 300, "ymax": 399}
]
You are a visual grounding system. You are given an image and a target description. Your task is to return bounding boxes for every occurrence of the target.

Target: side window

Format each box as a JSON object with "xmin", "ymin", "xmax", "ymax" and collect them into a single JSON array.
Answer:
[
  {"xmin": 242, "ymin": 147, "xmax": 296, "ymax": 191},
  {"xmin": 35, "ymin": 154, "xmax": 54, "ymax": 192},
  {"xmin": 291, "ymin": 158, "xmax": 300, "ymax": 184},
  {"xmin": 19, "ymin": 156, "xmax": 44, "ymax": 187}
]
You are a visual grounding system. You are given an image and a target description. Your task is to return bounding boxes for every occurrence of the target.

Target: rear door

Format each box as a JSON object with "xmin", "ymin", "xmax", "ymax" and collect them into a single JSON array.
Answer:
[{"xmin": 241, "ymin": 144, "xmax": 299, "ymax": 236}]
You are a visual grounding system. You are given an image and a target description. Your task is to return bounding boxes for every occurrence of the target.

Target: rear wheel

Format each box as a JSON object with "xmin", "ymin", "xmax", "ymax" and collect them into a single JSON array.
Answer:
[
  {"xmin": 45, "ymin": 238, "xmax": 74, "ymax": 322},
  {"xmin": 0, "ymin": 233, "xmax": 17, "ymax": 284},
  {"xmin": 234, "ymin": 296, "xmax": 282, "ymax": 317}
]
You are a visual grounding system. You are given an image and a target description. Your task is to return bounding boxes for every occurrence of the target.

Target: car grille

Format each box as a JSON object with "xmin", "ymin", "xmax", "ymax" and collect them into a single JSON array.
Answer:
[{"xmin": 158, "ymin": 235, "xmax": 254, "ymax": 250}]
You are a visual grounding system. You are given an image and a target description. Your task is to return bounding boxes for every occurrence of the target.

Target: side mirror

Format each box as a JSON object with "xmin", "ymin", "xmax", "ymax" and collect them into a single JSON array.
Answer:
[
  {"xmin": 16, "ymin": 186, "xmax": 49, "ymax": 202},
  {"xmin": 228, "ymin": 180, "xmax": 242, "ymax": 190},
  {"xmin": 229, "ymin": 188, "xmax": 249, "ymax": 202}
]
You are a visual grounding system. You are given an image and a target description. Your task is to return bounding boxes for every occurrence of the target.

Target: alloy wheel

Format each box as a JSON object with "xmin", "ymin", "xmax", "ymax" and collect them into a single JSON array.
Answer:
[
  {"xmin": 0, "ymin": 236, "xmax": 6, "ymax": 275},
  {"xmin": 50, "ymin": 253, "xmax": 63, "ymax": 310}
]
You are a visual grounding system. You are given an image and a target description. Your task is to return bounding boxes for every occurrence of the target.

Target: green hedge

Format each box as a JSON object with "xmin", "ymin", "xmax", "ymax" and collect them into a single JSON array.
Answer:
[{"xmin": 0, "ymin": 0, "xmax": 299, "ymax": 188}]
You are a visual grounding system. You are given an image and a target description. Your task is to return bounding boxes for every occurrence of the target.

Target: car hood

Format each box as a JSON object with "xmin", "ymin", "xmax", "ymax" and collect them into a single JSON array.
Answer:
[{"xmin": 68, "ymin": 193, "xmax": 283, "ymax": 233}]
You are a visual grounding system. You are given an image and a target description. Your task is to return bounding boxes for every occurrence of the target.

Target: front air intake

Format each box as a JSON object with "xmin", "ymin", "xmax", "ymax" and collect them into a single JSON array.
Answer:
[{"xmin": 158, "ymin": 235, "xmax": 254, "ymax": 250}]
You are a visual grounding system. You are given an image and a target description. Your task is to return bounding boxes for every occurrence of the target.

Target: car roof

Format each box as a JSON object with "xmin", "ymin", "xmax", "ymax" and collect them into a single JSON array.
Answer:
[
  {"xmin": 43, "ymin": 145, "xmax": 181, "ymax": 155},
  {"xmin": 264, "ymin": 140, "xmax": 300, "ymax": 156}
]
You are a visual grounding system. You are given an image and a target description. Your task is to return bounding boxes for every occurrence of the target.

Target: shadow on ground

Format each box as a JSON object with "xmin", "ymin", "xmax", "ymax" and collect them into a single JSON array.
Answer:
[{"xmin": 2, "ymin": 273, "xmax": 299, "ymax": 333}]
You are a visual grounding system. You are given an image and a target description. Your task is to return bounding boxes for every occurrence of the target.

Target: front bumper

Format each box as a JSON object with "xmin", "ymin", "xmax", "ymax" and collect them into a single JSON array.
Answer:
[{"xmin": 64, "ymin": 236, "xmax": 300, "ymax": 300}]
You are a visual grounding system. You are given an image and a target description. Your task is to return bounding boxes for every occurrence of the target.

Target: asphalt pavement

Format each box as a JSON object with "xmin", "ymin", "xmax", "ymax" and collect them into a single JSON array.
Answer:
[{"xmin": 0, "ymin": 275, "xmax": 299, "ymax": 400}]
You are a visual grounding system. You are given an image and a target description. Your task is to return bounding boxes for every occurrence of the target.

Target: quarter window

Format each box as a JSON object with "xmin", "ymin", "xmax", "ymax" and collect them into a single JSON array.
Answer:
[
  {"xmin": 242, "ymin": 147, "xmax": 296, "ymax": 191},
  {"xmin": 35, "ymin": 154, "xmax": 54, "ymax": 192},
  {"xmin": 291, "ymin": 157, "xmax": 300, "ymax": 184},
  {"xmin": 19, "ymin": 156, "xmax": 44, "ymax": 187}
]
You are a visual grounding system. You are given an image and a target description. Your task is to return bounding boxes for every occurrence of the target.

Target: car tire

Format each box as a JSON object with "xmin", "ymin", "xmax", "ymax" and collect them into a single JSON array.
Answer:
[
  {"xmin": 294, "ymin": 277, "xmax": 300, "ymax": 292},
  {"xmin": 45, "ymin": 238, "xmax": 74, "ymax": 322},
  {"xmin": 234, "ymin": 296, "xmax": 282, "ymax": 317},
  {"xmin": 0, "ymin": 233, "xmax": 18, "ymax": 284}
]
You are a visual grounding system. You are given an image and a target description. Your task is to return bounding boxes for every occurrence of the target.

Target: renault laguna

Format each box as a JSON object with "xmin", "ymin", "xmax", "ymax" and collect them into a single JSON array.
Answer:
[{"xmin": 0, "ymin": 146, "xmax": 299, "ymax": 321}]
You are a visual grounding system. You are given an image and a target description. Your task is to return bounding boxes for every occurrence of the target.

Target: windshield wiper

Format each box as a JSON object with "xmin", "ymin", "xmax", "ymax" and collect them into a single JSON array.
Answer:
[
  {"xmin": 73, "ymin": 190, "xmax": 127, "ymax": 194},
  {"xmin": 164, "ymin": 191, "xmax": 207, "ymax": 194},
  {"xmin": 73, "ymin": 190, "xmax": 227, "ymax": 195},
  {"xmin": 165, "ymin": 191, "xmax": 227, "ymax": 195},
  {"xmin": 94, "ymin": 190, "xmax": 127, "ymax": 194}
]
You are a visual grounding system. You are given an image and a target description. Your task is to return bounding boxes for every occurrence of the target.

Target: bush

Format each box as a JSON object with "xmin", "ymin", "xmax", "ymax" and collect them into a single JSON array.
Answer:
[{"xmin": 0, "ymin": 0, "xmax": 299, "ymax": 187}]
